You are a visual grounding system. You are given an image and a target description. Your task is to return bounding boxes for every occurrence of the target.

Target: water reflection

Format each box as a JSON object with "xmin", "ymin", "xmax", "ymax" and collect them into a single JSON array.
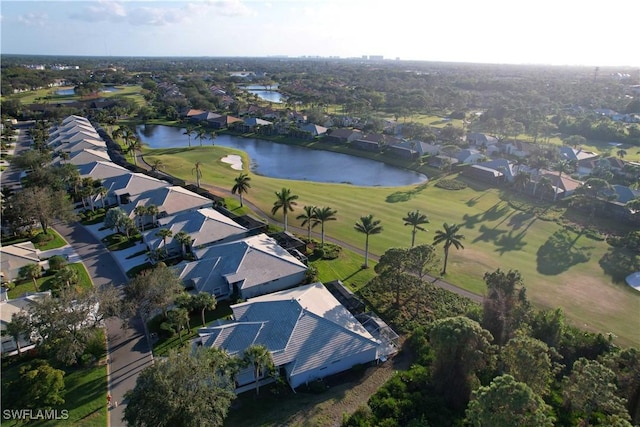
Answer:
[{"xmin": 136, "ymin": 124, "xmax": 427, "ymax": 187}]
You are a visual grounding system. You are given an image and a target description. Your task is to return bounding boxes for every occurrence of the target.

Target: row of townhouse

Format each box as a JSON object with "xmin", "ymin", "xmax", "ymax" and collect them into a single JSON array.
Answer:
[{"xmin": 2, "ymin": 115, "xmax": 398, "ymax": 391}]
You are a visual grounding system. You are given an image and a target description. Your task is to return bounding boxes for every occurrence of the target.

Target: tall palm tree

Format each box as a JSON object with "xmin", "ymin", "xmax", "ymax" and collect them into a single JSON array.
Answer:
[
  {"xmin": 134, "ymin": 205, "xmax": 149, "ymax": 232},
  {"xmin": 242, "ymin": 344, "xmax": 274, "ymax": 396},
  {"xmin": 192, "ymin": 292, "xmax": 217, "ymax": 327},
  {"xmin": 97, "ymin": 186, "xmax": 109, "ymax": 209},
  {"xmin": 208, "ymin": 130, "xmax": 217, "ymax": 146},
  {"xmin": 403, "ymin": 210, "xmax": 429, "ymax": 247},
  {"xmin": 552, "ymin": 159, "xmax": 573, "ymax": 201},
  {"xmin": 150, "ymin": 159, "xmax": 164, "ymax": 172},
  {"xmin": 183, "ymin": 125, "xmax": 194, "ymax": 148},
  {"xmin": 127, "ymin": 136, "xmax": 142, "ymax": 167},
  {"xmin": 192, "ymin": 161, "xmax": 203, "ymax": 189},
  {"xmin": 19, "ymin": 263, "xmax": 42, "ymax": 292},
  {"xmin": 174, "ymin": 230, "xmax": 192, "ymax": 257},
  {"xmin": 271, "ymin": 188, "xmax": 298, "ymax": 231},
  {"xmin": 297, "ymin": 205, "xmax": 318, "ymax": 242},
  {"xmin": 156, "ymin": 228, "xmax": 173, "ymax": 255},
  {"xmin": 5, "ymin": 311, "xmax": 30, "ymax": 355},
  {"xmin": 314, "ymin": 206, "xmax": 337, "ymax": 248},
  {"xmin": 536, "ymin": 176, "xmax": 553, "ymax": 200},
  {"xmin": 432, "ymin": 223, "xmax": 465, "ymax": 275},
  {"xmin": 617, "ymin": 148, "xmax": 627, "ymax": 159},
  {"xmin": 231, "ymin": 173, "xmax": 251, "ymax": 207},
  {"xmin": 354, "ymin": 214, "xmax": 383, "ymax": 268},
  {"xmin": 513, "ymin": 171, "xmax": 531, "ymax": 193},
  {"xmin": 195, "ymin": 127, "xmax": 207, "ymax": 147},
  {"xmin": 147, "ymin": 204, "xmax": 159, "ymax": 227}
]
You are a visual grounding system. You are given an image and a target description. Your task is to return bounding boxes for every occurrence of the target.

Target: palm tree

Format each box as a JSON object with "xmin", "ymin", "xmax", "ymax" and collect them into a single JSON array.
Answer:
[
  {"xmin": 313, "ymin": 206, "xmax": 337, "ymax": 248},
  {"xmin": 617, "ymin": 148, "xmax": 627, "ymax": 159},
  {"xmin": 536, "ymin": 176, "xmax": 553, "ymax": 200},
  {"xmin": 174, "ymin": 230, "xmax": 192, "ymax": 257},
  {"xmin": 552, "ymin": 159, "xmax": 573, "ymax": 201},
  {"xmin": 196, "ymin": 127, "xmax": 207, "ymax": 147},
  {"xmin": 183, "ymin": 125, "xmax": 194, "ymax": 148},
  {"xmin": 97, "ymin": 186, "xmax": 109, "ymax": 209},
  {"xmin": 192, "ymin": 292, "xmax": 217, "ymax": 327},
  {"xmin": 146, "ymin": 204, "xmax": 159, "ymax": 227},
  {"xmin": 231, "ymin": 173, "xmax": 251, "ymax": 207},
  {"xmin": 150, "ymin": 159, "xmax": 164, "ymax": 172},
  {"xmin": 5, "ymin": 311, "xmax": 31, "ymax": 355},
  {"xmin": 127, "ymin": 136, "xmax": 142, "ymax": 167},
  {"xmin": 403, "ymin": 210, "xmax": 429, "ymax": 247},
  {"xmin": 19, "ymin": 263, "xmax": 42, "ymax": 292},
  {"xmin": 242, "ymin": 344, "xmax": 274, "ymax": 396},
  {"xmin": 192, "ymin": 161, "xmax": 203, "ymax": 189},
  {"xmin": 354, "ymin": 214, "xmax": 383, "ymax": 268},
  {"xmin": 271, "ymin": 188, "xmax": 298, "ymax": 231},
  {"xmin": 133, "ymin": 205, "xmax": 149, "ymax": 232},
  {"xmin": 208, "ymin": 130, "xmax": 217, "ymax": 146},
  {"xmin": 297, "ymin": 205, "xmax": 318, "ymax": 242},
  {"xmin": 512, "ymin": 171, "xmax": 531, "ymax": 193},
  {"xmin": 156, "ymin": 228, "xmax": 173, "ymax": 255},
  {"xmin": 432, "ymin": 223, "xmax": 465, "ymax": 275}
]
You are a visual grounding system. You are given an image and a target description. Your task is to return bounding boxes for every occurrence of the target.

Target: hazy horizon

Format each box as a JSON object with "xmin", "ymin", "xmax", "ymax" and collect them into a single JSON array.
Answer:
[{"xmin": 2, "ymin": 0, "xmax": 639, "ymax": 68}]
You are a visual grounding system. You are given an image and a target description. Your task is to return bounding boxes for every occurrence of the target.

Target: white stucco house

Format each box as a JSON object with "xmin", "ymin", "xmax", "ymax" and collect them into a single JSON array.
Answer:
[
  {"xmin": 195, "ymin": 282, "xmax": 397, "ymax": 392},
  {"xmin": 0, "ymin": 291, "xmax": 51, "ymax": 356},
  {"xmin": 0, "ymin": 242, "xmax": 41, "ymax": 284}
]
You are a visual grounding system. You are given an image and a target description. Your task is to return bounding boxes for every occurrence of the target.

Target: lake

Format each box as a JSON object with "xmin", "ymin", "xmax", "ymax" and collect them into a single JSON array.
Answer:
[
  {"xmin": 240, "ymin": 85, "xmax": 284, "ymax": 103},
  {"xmin": 55, "ymin": 86, "xmax": 120, "ymax": 96},
  {"xmin": 136, "ymin": 125, "xmax": 427, "ymax": 187}
]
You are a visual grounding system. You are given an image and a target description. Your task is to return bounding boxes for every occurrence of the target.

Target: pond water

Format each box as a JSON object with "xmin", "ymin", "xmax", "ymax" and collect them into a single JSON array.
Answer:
[
  {"xmin": 54, "ymin": 87, "xmax": 120, "ymax": 96},
  {"xmin": 240, "ymin": 85, "xmax": 284, "ymax": 103},
  {"xmin": 136, "ymin": 125, "xmax": 427, "ymax": 187}
]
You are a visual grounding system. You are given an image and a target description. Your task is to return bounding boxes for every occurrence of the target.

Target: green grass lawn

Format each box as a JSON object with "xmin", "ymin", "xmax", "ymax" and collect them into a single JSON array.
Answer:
[
  {"xmin": 2, "ymin": 229, "xmax": 67, "ymax": 251},
  {"xmin": 143, "ymin": 144, "xmax": 640, "ymax": 347},
  {"xmin": 7, "ymin": 263, "xmax": 93, "ymax": 299},
  {"xmin": 1, "ymin": 358, "xmax": 107, "ymax": 427},
  {"xmin": 5, "ymin": 85, "xmax": 145, "ymax": 107},
  {"xmin": 101, "ymin": 232, "xmax": 141, "ymax": 251}
]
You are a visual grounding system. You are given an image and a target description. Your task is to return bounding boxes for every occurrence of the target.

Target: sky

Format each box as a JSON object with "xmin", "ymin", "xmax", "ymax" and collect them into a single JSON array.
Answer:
[{"xmin": 1, "ymin": 0, "xmax": 639, "ymax": 67}]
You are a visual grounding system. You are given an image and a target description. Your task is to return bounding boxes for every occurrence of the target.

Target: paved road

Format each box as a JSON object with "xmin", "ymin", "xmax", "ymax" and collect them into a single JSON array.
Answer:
[{"xmin": 53, "ymin": 221, "xmax": 153, "ymax": 427}]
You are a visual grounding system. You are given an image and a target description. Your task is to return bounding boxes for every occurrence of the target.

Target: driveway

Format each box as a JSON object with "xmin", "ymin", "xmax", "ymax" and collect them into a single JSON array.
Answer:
[{"xmin": 53, "ymin": 221, "xmax": 153, "ymax": 427}]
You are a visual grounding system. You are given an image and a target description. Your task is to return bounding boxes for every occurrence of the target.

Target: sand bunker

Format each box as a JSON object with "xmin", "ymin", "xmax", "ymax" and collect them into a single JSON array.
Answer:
[{"xmin": 221, "ymin": 155, "xmax": 243, "ymax": 171}]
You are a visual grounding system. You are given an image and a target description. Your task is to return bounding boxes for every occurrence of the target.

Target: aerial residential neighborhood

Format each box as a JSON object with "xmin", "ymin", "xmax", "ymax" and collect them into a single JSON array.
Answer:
[{"xmin": 1, "ymin": 51, "xmax": 639, "ymax": 427}]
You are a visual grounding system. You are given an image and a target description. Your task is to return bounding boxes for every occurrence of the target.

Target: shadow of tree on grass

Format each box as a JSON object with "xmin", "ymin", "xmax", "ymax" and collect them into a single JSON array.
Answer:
[
  {"xmin": 537, "ymin": 229, "xmax": 593, "ymax": 275},
  {"xmin": 385, "ymin": 183, "xmax": 429, "ymax": 203},
  {"xmin": 599, "ymin": 247, "xmax": 640, "ymax": 284}
]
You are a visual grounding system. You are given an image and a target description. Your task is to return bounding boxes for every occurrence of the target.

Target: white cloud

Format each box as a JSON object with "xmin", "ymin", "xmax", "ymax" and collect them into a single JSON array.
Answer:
[
  {"xmin": 17, "ymin": 12, "xmax": 48, "ymax": 27},
  {"xmin": 69, "ymin": 1, "xmax": 126, "ymax": 23}
]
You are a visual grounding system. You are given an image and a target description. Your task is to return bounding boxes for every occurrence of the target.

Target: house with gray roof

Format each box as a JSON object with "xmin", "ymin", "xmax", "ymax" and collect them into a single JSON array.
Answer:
[
  {"xmin": 99, "ymin": 172, "xmax": 169, "ymax": 208},
  {"xmin": 143, "ymin": 208, "xmax": 248, "ymax": 256},
  {"xmin": 77, "ymin": 161, "xmax": 130, "ymax": 180},
  {"xmin": 175, "ymin": 233, "xmax": 307, "ymax": 300},
  {"xmin": 50, "ymin": 148, "xmax": 111, "ymax": 167},
  {"xmin": 121, "ymin": 186, "xmax": 213, "ymax": 222},
  {"xmin": 300, "ymin": 123, "xmax": 328, "ymax": 138},
  {"xmin": 324, "ymin": 128, "xmax": 362, "ymax": 144},
  {"xmin": 560, "ymin": 146, "xmax": 598, "ymax": 162},
  {"xmin": 196, "ymin": 282, "xmax": 396, "ymax": 392},
  {"xmin": 467, "ymin": 132, "xmax": 498, "ymax": 147}
]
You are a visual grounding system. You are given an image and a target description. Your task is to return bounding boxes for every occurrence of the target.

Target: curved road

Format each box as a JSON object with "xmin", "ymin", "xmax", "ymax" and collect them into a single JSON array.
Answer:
[{"xmin": 53, "ymin": 221, "xmax": 153, "ymax": 427}]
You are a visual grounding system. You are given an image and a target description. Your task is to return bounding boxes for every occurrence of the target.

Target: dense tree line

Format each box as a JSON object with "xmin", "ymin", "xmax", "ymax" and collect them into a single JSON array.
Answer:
[{"xmin": 345, "ymin": 260, "xmax": 639, "ymax": 426}]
